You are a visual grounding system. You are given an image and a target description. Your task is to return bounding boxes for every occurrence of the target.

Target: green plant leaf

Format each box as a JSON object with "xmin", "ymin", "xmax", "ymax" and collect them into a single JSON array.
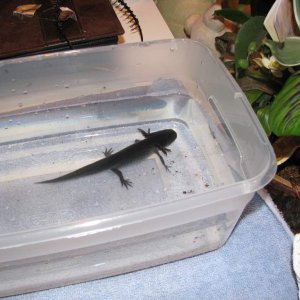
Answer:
[
  {"xmin": 294, "ymin": 0, "xmax": 300, "ymax": 30},
  {"xmin": 214, "ymin": 9, "xmax": 249, "ymax": 24},
  {"xmin": 255, "ymin": 93, "xmax": 273, "ymax": 109},
  {"xmin": 269, "ymin": 73, "xmax": 300, "ymax": 136},
  {"xmin": 245, "ymin": 90, "xmax": 264, "ymax": 105},
  {"xmin": 264, "ymin": 37, "xmax": 300, "ymax": 67},
  {"xmin": 256, "ymin": 106, "xmax": 272, "ymax": 136},
  {"xmin": 238, "ymin": 75, "xmax": 278, "ymax": 95},
  {"xmin": 244, "ymin": 70, "xmax": 283, "ymax": 93},
  {"xmin": 235, "ymin": 16, "xmax": 267, "ymax": 78}
]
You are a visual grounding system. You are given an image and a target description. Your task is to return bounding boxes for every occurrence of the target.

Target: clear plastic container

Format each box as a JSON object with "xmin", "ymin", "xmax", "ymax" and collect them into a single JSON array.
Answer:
[{"xmin": 0, "ymin": 39, "xmax": 276, "ymax": 296}]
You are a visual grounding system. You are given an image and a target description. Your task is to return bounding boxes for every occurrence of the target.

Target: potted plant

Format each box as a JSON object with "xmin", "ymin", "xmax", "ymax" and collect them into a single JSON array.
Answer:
[{"xmin": 213, "ymin": 0, "xmax": 300, "ymax": 231}]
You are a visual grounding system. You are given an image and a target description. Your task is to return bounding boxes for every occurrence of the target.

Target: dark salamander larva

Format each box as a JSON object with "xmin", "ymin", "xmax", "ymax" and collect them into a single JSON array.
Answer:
[{"xmin": 36, "ymin": 128, "xmax": 177, "ymax": 188}]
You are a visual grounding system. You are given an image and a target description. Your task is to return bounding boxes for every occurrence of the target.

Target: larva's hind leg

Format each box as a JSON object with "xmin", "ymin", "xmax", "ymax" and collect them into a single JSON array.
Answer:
[{"xmin": 111, "ymin": 168, "xmax": 133, "ymax": 189}]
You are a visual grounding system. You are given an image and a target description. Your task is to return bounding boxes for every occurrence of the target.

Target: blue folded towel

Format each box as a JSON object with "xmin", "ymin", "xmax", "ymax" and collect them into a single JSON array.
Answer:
[{"xmin": 7, "ymin": 193, "xmax": 298, "ymax": 300}]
